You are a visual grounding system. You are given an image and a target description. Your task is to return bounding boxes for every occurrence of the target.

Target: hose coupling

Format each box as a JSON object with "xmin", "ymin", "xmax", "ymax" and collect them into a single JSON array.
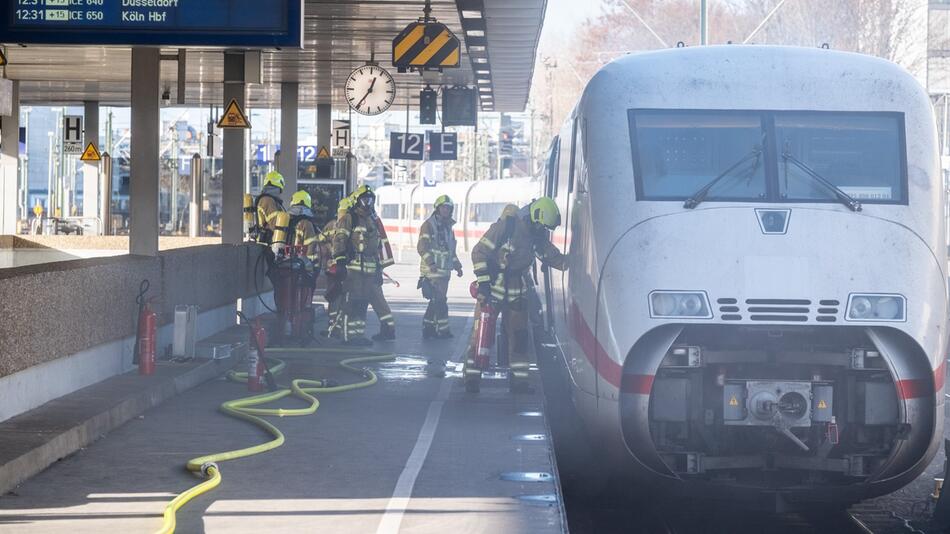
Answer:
[{"xmin": 200, "ymin": 462, "xmax": 219, "ymax": 477}]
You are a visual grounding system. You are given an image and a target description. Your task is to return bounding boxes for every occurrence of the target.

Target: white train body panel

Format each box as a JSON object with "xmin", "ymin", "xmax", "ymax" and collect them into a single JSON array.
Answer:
[{"xmin": 543, "ymin": 45, "xmax": 947, "ymax": 506}]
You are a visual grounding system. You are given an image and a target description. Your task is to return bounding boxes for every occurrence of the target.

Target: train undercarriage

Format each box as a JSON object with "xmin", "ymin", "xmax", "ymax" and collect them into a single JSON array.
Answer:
[{"xmin": 629, "ymin": 325, "xmax": 934, "ymax": 491}]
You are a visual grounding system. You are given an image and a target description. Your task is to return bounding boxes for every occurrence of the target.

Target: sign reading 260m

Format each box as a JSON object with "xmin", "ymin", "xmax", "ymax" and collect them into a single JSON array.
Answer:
[{"xmin": 3, "ymin": 0, "xmax": 303, "ymax": 48}]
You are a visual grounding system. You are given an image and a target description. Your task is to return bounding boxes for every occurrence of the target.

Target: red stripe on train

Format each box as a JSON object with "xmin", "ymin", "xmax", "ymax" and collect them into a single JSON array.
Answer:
[
  {"xmin": 569, "ymin": 301, "xmax": 624, "ymax": 389},
  {"xmin": 896, "ymin": 359, "xmax": 946, "ymax": 400}
]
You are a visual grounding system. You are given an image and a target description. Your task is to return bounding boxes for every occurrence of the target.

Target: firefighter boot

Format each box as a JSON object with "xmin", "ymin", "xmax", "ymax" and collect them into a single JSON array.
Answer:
[
  {"xmin": 423, "ymin": 324, "xmax": 437, "ymax": 339},
  {"xmin": 426, "ymin": 357, "xmax": 447, "ymax": 378},
  {"xmin": 372, "ymin": 324, "xmax": 396, "ymax": 341}
]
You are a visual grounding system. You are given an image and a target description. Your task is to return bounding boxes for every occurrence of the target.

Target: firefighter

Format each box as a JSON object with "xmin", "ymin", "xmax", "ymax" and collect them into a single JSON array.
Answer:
[
  {"xmin": 253, "ymin": 171, "xmax": 286, "ymax": 250},
  {"xmin": 419, "ymin": 195, "xmax": 463, "ymax": 340},
  {"xmin": 321, "ymin": 196, "xmax": 352, "ymax": 339},
  {"xmin": 271, "ymin": 190, "xmax": 321, "ymax": 339},
  {"xmin": 465, "ymin": 197, "xmax": 568, "ymax": 393},
  {"xmin": 289, "ymin": 191, "xmax": 321, "ymax": 266},
  {"xmin": 332, "ymin": 185, "xmax": 385, "ymax": 346}
]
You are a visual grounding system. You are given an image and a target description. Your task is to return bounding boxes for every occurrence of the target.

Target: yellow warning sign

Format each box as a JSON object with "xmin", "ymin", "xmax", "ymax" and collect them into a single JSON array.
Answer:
[
  {"xmin": 80, "ymin": 142, "xmax": 102, "ymax": 162},
  {"xmin": 32, "ymin": 204, "xmax": 43, "ymax": 218},
  {"xmin": 0, "ymin": 49, "xmax": 6, "ymax": 67},
  {"xmin": 317, "ymin": 146, "xmax": 331, "ymax": 159},
  {"xmin": 729, "ymin": 396, "xmax": 739, "ymax": 407},
  {"xmin": 217, "ymin": 99, "xmax": 251, "ymax": 129},
  {"xmin": 818, "ymin": 400, "xmax": 828, "ymax": 409}
]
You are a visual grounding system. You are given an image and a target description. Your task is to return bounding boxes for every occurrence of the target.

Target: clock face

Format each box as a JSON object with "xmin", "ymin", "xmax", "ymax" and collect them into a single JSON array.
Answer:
[{"xmin": 345, "ymin": 65, "xmax": 396, "ymax": 116}]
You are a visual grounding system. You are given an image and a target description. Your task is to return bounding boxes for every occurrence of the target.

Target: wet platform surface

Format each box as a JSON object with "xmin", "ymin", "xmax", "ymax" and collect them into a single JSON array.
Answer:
[{"xmin": 0, "ymin": 262, "xmax": 566, "ymax": 534}]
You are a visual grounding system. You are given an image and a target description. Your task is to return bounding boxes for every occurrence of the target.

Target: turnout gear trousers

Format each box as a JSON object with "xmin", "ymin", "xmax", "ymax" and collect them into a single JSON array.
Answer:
[{"xmin": 332, "ymin": 208, "xmax": 394, "ymax": 341}]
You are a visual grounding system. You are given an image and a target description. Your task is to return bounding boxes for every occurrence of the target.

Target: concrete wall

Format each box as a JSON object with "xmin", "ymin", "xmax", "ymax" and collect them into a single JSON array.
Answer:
[{"xmin": 0, "ymin": 243, "xmax": 269, "ymax": 379}]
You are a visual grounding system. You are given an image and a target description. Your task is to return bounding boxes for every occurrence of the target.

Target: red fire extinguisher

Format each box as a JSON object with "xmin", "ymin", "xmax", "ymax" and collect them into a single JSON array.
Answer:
[
  {"xmin": 137, "ymin": 302, "xmax": 157, "ymax": 376},
  {"xmin": 247, "ymin": 317, "xmax": 268, "ymax": 392},
  {"xmin": 475, "ymin": 304, "xmax": 498, "ymax": 370},
  {"xmin": 469, "ymin": 281, "xmax": 497, "ymax": 370}
]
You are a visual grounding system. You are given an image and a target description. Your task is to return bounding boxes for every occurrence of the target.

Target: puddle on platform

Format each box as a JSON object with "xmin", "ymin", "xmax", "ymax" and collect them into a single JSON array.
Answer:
[
  {"xmin": 515, "ymin": 494, "xmax": 559, "ymax": 506},
  {"xmin": 375, "ymin": 355, "xmax": 429, "ymax": 383},
  {"xmin": 513, "ymin": 434, "xmax": 547, "ymax": 442},
  {"xmin": 501, "ymin": 472, "xmax": 554, "ymax": 483},
  {"xmin": 518, "ymin": 411, "xmax": 544, "ymax": 417}
]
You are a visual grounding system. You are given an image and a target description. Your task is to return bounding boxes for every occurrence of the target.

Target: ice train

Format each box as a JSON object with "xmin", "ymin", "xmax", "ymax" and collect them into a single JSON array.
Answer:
[{"xmin": 538, "ymin": 45, "xmax": 947, "ymax": 508}]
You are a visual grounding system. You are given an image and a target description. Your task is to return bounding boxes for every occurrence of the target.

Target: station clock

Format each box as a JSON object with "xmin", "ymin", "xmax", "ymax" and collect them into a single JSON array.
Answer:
[{"xmin": 345, "ymin": 64, "xmax": 396, "ymax": 116}]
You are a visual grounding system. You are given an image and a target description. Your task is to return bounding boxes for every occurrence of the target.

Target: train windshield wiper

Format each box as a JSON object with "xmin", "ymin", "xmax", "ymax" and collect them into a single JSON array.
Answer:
[
  {"xmin": 683, "ymin": 147, "xmax": 763, "ymax": 209},
  {"xmin": 781, "ymin": 151, "xmax": 862, "ymax": 212}
]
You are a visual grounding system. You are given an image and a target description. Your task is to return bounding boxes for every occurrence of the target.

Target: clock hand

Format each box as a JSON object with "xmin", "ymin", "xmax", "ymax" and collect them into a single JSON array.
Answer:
[{"xmin": 355, "ymin": 78, "xmax": 377, "ymax": 109}]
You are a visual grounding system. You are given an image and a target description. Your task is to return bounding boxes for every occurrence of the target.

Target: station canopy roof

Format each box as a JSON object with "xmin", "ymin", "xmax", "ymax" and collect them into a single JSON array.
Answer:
[{"xmin": 1, "ymin": 0, "xmax": 546, "ymax": 113}]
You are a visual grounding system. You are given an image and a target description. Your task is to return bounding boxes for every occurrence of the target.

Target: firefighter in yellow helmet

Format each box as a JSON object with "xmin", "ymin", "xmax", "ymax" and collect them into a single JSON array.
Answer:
[
  {"xmin": 331, "ymin": 185, "xmax": 387, "ymax": 346},
  {"xmin": 465, "ymin": 197, "xmax": 568, "ymax": 393},
  {"xmin": 419, "ymin": 194, "xmax": 463, "ymax": 340},
  {"xmin": 252, "ymin": 171, "xmax": 287, "ymax": 248},
  {"xmin": 321, "ymin": 196, "xmax": 353, "ymax": 339},
  {"xmin": 289, "ymin": 190, "xmax": 321, "ymax": 267}
]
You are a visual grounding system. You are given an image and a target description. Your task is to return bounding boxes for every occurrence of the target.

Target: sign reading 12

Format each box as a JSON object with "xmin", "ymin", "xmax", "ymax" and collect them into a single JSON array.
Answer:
[{"xmin": 345, "ymin": 64, "xmax": 396, "ymax": 116}]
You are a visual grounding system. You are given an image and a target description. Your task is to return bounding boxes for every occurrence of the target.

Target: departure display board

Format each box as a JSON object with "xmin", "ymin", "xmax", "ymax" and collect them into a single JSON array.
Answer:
[{"xmin": 1, "ymin": 0, "xmax": 303, "ymax": 48}]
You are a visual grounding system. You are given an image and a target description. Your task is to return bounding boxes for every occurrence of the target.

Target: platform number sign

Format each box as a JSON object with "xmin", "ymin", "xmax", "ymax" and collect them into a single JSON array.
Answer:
[
  {"xmin": 428, "ymin": 132, "xmax": 458, "ymax": 161},
  {"xmin": 63, "ymin": 115, "xmax": 83, "ymax": 155},
  {"xmin": 390, "ymin": 132, "xmax": 425, "ymax": 161}
]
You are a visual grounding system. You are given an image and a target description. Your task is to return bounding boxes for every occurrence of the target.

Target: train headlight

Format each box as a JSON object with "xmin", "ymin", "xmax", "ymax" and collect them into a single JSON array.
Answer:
[
  {"xmin": 846, "ymin": 294, "xmax": 906, "ymax": 322},
  {"xmin": 649, "ymin": 291, "xmax": 712, "ymax": 319}
]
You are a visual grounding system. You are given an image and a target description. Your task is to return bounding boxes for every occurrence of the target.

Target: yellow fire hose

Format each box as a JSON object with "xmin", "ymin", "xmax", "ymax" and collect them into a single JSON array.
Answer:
[{"xmin": 155, "ymin": 347, "xmax": 394, "ymax": 534}]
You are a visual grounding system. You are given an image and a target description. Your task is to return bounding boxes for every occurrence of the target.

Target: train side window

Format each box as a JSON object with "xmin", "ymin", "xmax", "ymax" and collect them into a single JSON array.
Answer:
[
  {"xmin": 567, "ymin": 118, "xmax": 579, "ymax": 195},
  {"xmin": 580, "ymin": 119, "xmax": 590, "ymax": 193},
  {"xmin": 546, "ymin": 137, "xmax": 560, "ymax": 198},
  {"xmin": 470, "ymin": 202, "xmax": 509, "ymax": 223},
  {"xmin": 380, "ymin": 204, "xmax": 400, "ymax": 219}
]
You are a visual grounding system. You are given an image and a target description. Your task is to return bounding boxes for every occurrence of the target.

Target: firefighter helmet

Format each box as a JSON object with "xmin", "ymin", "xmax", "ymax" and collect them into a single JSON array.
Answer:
[
  {"xmin": 353, "ymin": 184, "xmax": 375, "ymax": 208},
  {"xmin": 434, "ymin": 194, "xmax": 454, "ymax": 209},
  {"xmin": 529, "ymin": 197, "xmax": 561, "ymax": 230},
  {"xmin": 263, "ymin": 171, "xmax": 285, "ymax": 190},
  {"xmin": 291, "ymin": 190, "xmax": 312, "ymax": 209}
]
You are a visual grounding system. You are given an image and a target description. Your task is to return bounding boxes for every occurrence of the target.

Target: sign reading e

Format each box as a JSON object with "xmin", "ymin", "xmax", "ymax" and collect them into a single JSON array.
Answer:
[{"xmin": 428, "ymin": 132, "xmax": 458, "ymax": 161}]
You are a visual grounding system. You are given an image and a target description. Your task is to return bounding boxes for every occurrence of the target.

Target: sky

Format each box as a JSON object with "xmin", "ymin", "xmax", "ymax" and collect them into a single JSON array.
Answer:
[{"xmin": 540, "ymin": 0, "xmax": 606, "ymax": 46}]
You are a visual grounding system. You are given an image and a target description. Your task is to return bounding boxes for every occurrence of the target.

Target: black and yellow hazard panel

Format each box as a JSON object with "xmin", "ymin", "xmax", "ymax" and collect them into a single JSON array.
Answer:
[
  {"xmin": 0, "ymin": 49, "xmax": 7, "ymax": 67},
  {"xmin": 392, "ymin": 22, "xmax": 460, "ymax": 71}
]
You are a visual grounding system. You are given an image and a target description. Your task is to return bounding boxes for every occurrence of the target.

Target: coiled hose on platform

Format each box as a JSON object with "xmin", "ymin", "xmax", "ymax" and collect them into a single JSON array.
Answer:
[{"xmin": 155, "ymin": 347, "xmax": 393, "ymax": 534}]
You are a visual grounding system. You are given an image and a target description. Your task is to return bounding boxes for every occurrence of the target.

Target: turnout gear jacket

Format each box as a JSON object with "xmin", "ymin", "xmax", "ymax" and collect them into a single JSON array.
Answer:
[
  {"xmin": 418, "ymin": 214, "xmax": 462, "ymax": 279},
  {"xmin": 255, "ymin": 185, "xmax": 285, "ymax": 244},
  {"xmin": 471, "ymin": 204, "xmax": 568, "ymax": 302},
  {"xmin": 319, "ymin": 219, "xmax": 339, "ymax": 271},
  {"xmin": 289, "ymin": 206, "xmax": 321, "ymax": 265},
  {"xmin": 331, "ymin": 207, "xmax": 383, "ymax": 274}
]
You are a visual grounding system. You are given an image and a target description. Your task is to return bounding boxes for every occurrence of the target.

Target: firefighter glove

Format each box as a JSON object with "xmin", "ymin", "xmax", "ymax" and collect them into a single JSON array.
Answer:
[
  {"xmin": 456, "ymin": 267, "xmax": 464, "ymax": 278},
  {"xmin": 477, "ymin": 281, "xmax": 491, "ymax": 300}
]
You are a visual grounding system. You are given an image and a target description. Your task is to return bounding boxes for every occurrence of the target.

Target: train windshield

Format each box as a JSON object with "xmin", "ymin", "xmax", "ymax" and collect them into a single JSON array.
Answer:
[
  {"xmin": 629, "ymin": 110, "xmax": 907, "ymax": 205},
  {"xmin": 775, "ymin": 113, "xmax": 906, "ymax": 203},
  {"xmin": 631, "ymin": 111, "xmax": 767, "ymax": 201}
]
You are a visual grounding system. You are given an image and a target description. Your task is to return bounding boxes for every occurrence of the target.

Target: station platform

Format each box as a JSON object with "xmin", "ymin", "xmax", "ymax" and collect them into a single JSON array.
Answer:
[{"xmin": 0, "ymin": 261, "xmax": 567, "ymax": 534}]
